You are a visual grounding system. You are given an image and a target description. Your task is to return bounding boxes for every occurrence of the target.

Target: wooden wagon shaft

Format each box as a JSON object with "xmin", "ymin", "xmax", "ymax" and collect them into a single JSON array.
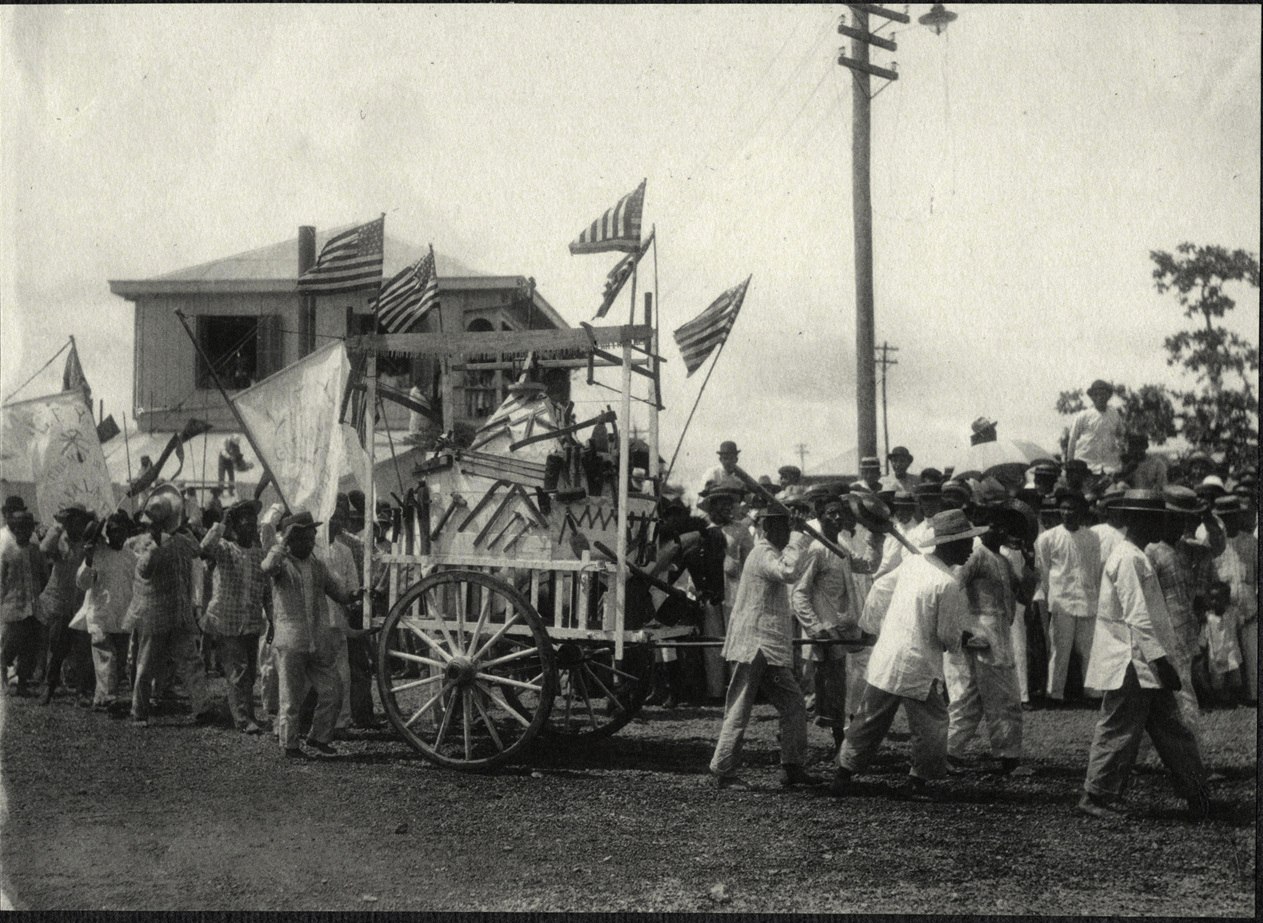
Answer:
[
  {"xmin": 651, "ymin": 637, "xmax": 874, "ymax": 650},
  {"xmin": 508, "ymin": 410, "xmax": 616, "ymax": 453},
  {"xmin": 428, "ymin": 492, "xmax": 467, "ymax": 542}
]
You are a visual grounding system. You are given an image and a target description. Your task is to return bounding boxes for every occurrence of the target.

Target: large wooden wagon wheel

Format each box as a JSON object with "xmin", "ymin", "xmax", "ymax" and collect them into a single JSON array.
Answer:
[
  {"xmin": 376, "ymin": 569, "xmax": 557, "ymax": 770},
  {"xmin": 539, "ymin": 642, "xmax": 653, "ymax": 741}
]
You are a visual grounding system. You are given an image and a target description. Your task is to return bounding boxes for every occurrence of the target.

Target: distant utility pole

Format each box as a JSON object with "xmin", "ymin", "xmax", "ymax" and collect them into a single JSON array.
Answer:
[
  {"xmin": 795, "ymin": 442, "xmax": 809, "ymax": 472},
  {"xmin": 838, "ymin": 4, "xmax": 953, "ymax": 466},
  {"xmin": 876, "ymin": 341, "xmax": 899, "ymax": 472}
]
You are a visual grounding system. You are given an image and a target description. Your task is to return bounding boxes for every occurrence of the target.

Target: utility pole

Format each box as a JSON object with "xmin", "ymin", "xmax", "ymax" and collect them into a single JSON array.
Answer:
[
  {"xmin": 795, "ymin": 442, "xmax": 809, "ymax": 472},
  {"xmin": 838, "ymin": 4, "xmax": 953, "ymax": 464},
  {"xmin": 875, "ymin": 341, "xmax": 899, "ymax": 472}
]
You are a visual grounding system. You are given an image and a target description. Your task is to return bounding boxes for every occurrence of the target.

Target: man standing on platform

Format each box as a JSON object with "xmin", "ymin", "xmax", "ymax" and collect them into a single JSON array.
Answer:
[{"xmin": 1066, "ymin": 379, "xmax": 1125, "ymax": 475}]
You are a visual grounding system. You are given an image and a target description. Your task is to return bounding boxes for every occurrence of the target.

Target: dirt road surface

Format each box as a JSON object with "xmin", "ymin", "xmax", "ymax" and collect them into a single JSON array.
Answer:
[{"xmin": 1, "ymin": 689, "xmax": 1255, "ymax": 914}]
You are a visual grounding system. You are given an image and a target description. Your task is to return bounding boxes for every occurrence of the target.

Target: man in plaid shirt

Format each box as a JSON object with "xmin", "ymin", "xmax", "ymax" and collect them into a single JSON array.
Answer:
[{"xmin": 201, "ymin": 499, "xmax": 270, "ymax": 734}]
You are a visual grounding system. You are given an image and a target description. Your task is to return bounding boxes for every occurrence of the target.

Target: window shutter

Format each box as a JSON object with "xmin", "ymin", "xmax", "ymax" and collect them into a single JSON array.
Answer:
[{"xmin": 255, "ymin": 315, "xmax": 282, "ymax": 379}]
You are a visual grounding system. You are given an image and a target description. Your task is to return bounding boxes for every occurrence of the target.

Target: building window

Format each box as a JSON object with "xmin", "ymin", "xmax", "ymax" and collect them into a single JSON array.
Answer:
[
  {"xmin": 195, "ymin": 315, "xmax": 281, "ymax": 390},
  {"xmin": 464, "ymin": 317, "xmax": 501, "ymax": 420}
]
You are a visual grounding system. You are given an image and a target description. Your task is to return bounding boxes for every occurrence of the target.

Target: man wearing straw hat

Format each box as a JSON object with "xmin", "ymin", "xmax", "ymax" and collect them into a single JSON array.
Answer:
[
  {"xmin": 709, "ymin": 507, "xmax": 818, "ymax": 790},
  {"xmin": 831, "ymin": 509, "xmax": 986, "ymax": 801},
  {"xmin": 1078, "ymin": 489, "xmax": 1209, "ymax": 821}
]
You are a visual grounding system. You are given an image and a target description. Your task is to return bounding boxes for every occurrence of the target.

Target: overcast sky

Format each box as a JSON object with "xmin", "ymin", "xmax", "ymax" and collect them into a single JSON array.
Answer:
[{"xmin": 3, "ymin": 4, "xmax": 1260, "ymax": 493}]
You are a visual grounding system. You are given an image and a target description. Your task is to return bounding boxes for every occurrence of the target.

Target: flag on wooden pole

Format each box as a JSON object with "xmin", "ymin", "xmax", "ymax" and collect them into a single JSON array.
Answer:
[
  {"xmin": 298, "ymin": 217, "xmax": 385, "ymax": 293},
  {"xmin": 374, "ymin": 244, "xmax": 439, "ymax": 333},
  {"xmin": 595, "ymin": 230, "xmax": 654, "ymax": 319},
  {"xmin": 569, "ymin": 180, "xmax": 646, "ymax": 255},
  {"xmin": 672, "ymin": 276, "xmax": 751, "ymax": 376},
  {"xmin": 0, "ymin": 390, "xmax": 114, "ymax": 521},
  {"xmin": 62, "ymin": 339, "xmax": 91, "ymax": 406}
]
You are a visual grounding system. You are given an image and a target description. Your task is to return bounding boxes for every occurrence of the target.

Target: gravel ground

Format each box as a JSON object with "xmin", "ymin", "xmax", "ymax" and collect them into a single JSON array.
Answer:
[{"xmin": 1, "ymin": 686, "xmax": 1256, "ymax": 914}]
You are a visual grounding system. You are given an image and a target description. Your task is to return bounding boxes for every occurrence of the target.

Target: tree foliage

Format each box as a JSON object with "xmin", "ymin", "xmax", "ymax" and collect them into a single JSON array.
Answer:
[{"xmin": 1056, "ymin": 243, "xmax": 1259, "ymax": 470}]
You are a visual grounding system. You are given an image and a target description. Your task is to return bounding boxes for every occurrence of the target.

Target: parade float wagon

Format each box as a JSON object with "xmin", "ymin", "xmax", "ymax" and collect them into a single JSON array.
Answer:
[{"xmin": 349, "ymin": 322, "xmax": 702, "ymax": 770}]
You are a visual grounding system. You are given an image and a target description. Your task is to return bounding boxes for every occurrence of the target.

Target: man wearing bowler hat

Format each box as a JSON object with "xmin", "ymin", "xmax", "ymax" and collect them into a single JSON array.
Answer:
[
  {"xmin": 1079, "ymin": 489, "xmax": 1209, "ymax": 821},
  {"xmin": 1066, "ymin": 379, "xmax": 1125, "ymax": 475},
  {"xmin": 880, "ymin": 447, "xmax": 921, "ymax": 495},
  {"xmin": 697, "ymin": 441, "xmax": 742, "ymax": 502},
  {"xmin": 831, "ymin": 510, "xmax": 985, "ymax": 801},
  {"xmin": 262, "ymin": 510, "xmax": 361, "ymax": 758}
]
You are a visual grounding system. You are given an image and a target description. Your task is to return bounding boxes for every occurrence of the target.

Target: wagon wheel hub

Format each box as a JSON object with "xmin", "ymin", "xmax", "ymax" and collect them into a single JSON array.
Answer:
[
  {"xmin": 555, "ymin": 642, "xmax": 587, "ymax": 670},
  {"xmin": 445, "ymin": 655, "xmax": 479, "ymax": 687}
]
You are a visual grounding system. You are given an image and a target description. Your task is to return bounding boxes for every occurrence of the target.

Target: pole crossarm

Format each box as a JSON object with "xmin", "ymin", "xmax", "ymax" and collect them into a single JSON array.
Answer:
[
  {"xmin": 838, "ymin": 23, "xmax": 897, "ymax": 52},
  {"xmin": 847, "ymin": 3, "xmax": 911, "ymax": 24},
  {"xmin": 838, "ymin": 54, "xmax": 899, "ymax": 82}
]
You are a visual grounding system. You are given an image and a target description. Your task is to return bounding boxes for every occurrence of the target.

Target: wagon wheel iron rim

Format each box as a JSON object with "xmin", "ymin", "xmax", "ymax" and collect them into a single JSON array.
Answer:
[{"xmin": 375, "ymin": 569, "xmax": 557, "ymax": 770}]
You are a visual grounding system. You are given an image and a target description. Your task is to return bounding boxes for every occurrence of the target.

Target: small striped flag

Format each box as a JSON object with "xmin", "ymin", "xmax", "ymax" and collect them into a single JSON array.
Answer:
[
  {"xmin": 338, "ymin": 352, "xmax": 377, "ymax": 448},
  {"xmin": 569, "ymin": 180, "xmax": 646, "ymax": 255},
  {"xmin": 595, "ymin": 230, "xmax": 654, "ymax": 319},
  {"xmin": 672, "ymin": 276, "xmax": 751, "ymax": 376},
  {"xmin": 298, "ymin": 217, "xmax": 385, "ymax": 294},
  {"xmin": 375, "ymin": 244, "xmax": 439, "ymax": 333}
]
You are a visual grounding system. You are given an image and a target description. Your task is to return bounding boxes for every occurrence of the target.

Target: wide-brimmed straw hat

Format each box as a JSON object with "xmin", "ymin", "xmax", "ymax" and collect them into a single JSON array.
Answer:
[
  {"xmin": 1112, "ymin": 489, "xmax": 1167, "ymax": 514},
  {"xmin": 919, "ymin": 509, "xmax": 989, "ymax": 547}
]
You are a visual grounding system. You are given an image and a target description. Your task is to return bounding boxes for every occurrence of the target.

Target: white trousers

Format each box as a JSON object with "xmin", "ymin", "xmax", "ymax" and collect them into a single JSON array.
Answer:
[
  {"xmin": 1047, "ymin": 611, "xmax": 1094, "ymax": 700},
  {"xmin": 944, "ymin": 650, "xmax": 1023, "ymax": 760}
]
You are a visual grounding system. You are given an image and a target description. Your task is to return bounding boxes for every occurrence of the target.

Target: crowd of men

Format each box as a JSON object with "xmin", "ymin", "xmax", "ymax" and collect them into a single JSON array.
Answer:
[
  {"xmin": 0, "ymin": 377, "xmax": 1257, "ymax": 818},
  {"xmin": 0, "ymin": 487, "xmax": 382, "ymax": 760},
  {"xmin": 653, "ymin": 380, "xmax": 1256, "ymax": 820}
]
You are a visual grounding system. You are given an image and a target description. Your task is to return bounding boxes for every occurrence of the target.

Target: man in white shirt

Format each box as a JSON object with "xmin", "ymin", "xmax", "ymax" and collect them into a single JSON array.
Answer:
[
  {"xmin": 709, "ymin": 509, "xmax": 817, "ymax": 789},
  {"xmin": 1079, "ymin": 489, "xmax": 1208, "ymax": 821},
  {"xmin": 696, "ymin": 440, "xmax": 742, "ymax": 501},
  {"xmin": 790, "ymin": 497, "xmax": 864, "ymax": 755},
  {"xmin": 1066, "ymin": 379, "xmax": 1125, "ymax": 475},
  {"xmin": 830, "ymin": 510, "xmax": 985, "ymax": 801},
  {"xmin": 1035, "ymin": 490, "xmax": 1102, "ymax": 704}
]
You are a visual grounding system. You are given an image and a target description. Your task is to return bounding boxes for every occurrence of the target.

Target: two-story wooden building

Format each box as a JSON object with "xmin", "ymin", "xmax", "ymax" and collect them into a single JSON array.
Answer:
[{"xmin": 106, "ymin": 225, "xmax": 568, "ymax": 491}]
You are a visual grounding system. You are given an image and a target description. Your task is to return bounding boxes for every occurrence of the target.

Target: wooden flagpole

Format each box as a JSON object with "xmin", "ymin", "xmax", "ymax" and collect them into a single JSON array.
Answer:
[
  {"xmin": 1, "ymin": 338, "xmax": 71, "ymax": 405},
  {"xmin": 173, "ymin": 310, "xmax": 291, "ymax": 511},
  {"xmin": 647, "ymin": 225, "xmax": 660, "ymax": 486}
]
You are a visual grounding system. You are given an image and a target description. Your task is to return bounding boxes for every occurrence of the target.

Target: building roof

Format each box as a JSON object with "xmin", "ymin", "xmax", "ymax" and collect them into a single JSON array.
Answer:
[{"xmin": 107, "ymin": 225, "xmax": 569, "ymax": 329}]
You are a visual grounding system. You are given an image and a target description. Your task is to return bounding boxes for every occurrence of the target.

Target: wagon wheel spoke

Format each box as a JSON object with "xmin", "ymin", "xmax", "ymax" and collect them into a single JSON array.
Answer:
[
  {"xmin": 404, "ymin": 686, "xmax": 448, "ymax": 729},
  {"xmin": 475, "ymin": 672, "xmax": 543, "ymax": 693},
  {"xmin": 464, "ymin": 592, "xmax": 494, "ymax": 657},
  {"xmin": 561, "ymin": 671, "xmax": 576, "ymax": 733},
  {"xmin": 433, "ymin": 687, "xmax": 458, "ymax": 752},
  {"xmin": 478, "ymin": 646, "xmax": 546, "ymax": 670},
  {"xmin": 482, "ymin": 685, "xmax": 534, "ymax": 730},
  {"xmin": 586, "ymin": 657, "xmax": 642, "ymax": 685},
  {"xmin": 387, "ymin": 649, "xmax": 447, "ymax": 670},
  {"xmin": 424, "ymin": 587, "xmax": 464, "ymax": 658},
  {"xmin": 575, "ymin": 668, "xmax": 601, "ymax": 731},
  {"xmin": 462, "ymin": 689, "xmax": 474, "ymax": 761},
  {"xmin": 471, "ymin": 687, "xmax": 506, "ymax": 752},
  {"xmin": 468, "ymin": 610, "xmax": 523, "ymax": 662},
  {"xmin": 398, "ymin": 619, "xmax": 455, "ymax": 662},
  {"xmin": 582, "ymin": 662, "xmax": 625, "ymax": 715},
  {"xmin": 390, "ymin": 672, "xmax": 446, "ymax": 695}
]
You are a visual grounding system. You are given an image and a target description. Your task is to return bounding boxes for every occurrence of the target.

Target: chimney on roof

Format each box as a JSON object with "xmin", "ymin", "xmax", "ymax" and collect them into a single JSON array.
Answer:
[{"xmin": 298, "ymin": 226, "xmax": 316, "ymax": 357}]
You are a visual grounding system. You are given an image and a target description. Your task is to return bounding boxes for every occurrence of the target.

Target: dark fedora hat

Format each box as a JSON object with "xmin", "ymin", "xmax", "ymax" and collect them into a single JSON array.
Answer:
[
  {"xmin": 1087, "ymin": 379, "xmax": 1113, "ymax": 394},
  {"xmin": 888, "ymin": 446, "xmax": 913, "ymax": 460},
  {"xmin": 280, "ymin": 510, "xmax": 322, "ymax": 532}
]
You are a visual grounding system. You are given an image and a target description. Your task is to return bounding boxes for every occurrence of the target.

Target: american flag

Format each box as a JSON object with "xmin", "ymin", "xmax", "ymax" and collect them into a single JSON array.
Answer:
[
  {"xmin": 298, "ymin": 217, "xmax": 385, "ymax": 293},
  {"xmin": 569, "ymin": 179, "xmax": 646, "ymax": 255},
  {"xmin": 672, "ymin": 276, "xmax": 751, "ymax": 376},
  {"xmin": 375, "ymin": 244, "xmax": 439, "ymax": 333},
  {"xmin": 595, "ymin": 230, "xmax": 654, "ymax": 319},
  {"xmin": 339, "ymin": 352, "xmax": 375, "ymax": 447}
]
